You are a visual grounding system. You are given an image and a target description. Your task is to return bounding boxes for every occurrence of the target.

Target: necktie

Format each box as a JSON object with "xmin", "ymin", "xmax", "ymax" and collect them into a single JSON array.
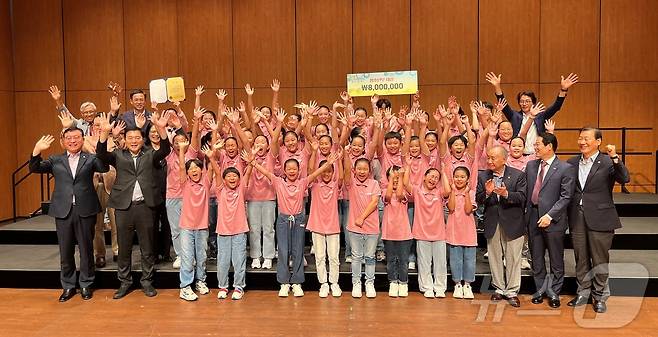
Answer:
[{"xmin": 531, "ymin": 161, "xmax": 546, "ymax": 205}]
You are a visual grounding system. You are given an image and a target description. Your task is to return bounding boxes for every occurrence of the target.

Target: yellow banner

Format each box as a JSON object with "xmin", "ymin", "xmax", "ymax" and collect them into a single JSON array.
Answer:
[{"xmin": 347, "ymin": 70, "xmax": 418, "ymax": 97}]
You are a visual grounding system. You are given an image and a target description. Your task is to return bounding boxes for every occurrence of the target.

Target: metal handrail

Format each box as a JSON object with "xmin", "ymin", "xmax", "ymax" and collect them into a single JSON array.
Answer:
[{"xmin": 11, "ymin": 158, "xmax": 52, "ymax": 222}]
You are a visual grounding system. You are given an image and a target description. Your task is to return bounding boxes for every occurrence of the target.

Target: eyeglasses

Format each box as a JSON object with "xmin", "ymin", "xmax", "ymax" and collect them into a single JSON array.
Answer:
[{"xmin": 519, "ymin": 99, "xmax": 533, "ymax": 104}]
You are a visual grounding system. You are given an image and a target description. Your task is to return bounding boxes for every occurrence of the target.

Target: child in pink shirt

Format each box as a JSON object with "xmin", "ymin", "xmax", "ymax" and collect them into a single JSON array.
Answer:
[
  {"xmin": 447, "ymin": 166, "xmax": 477, "ymax": 300},
  {"xmin": 343, "ymin": 156, "xmax": 381, "ymax": 299},
  {"xmin": 506, "ymin": 137, "xmax": 535, "ymax": 171},
  {"xmin": 250, "ymin": 149, "xmax": 339, "ymax": 298},
  {"xmin": 403, "ymin": 165, "xmax": 451, "ymax": 298},
  {"xmin": 381, "ymin": 166, "xmax": 413, "ymax": 298},
  {"xmin": 307, "ymin": 153, "xmax": 344, "ymax": 298}
]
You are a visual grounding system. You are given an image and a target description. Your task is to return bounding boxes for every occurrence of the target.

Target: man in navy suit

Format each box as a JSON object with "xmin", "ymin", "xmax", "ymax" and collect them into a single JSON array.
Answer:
[
  {"xmin": 567, "ymin": 127, "xmax": 630, "ymax": 313},
  {"xmin": 29, "ymin": 127, "xmax": 108, "ymax": 301},
  {"xmin": 525, "ymin": 133, "xmax": 574, "ymax": 308},
  {"xmin": 120, "ymin": 89, "xmax": 152, "ymax": 134}
]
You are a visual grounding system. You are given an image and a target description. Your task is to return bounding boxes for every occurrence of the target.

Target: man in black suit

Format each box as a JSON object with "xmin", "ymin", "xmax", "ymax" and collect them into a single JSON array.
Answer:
[
  {"xmin": 567, "ymin": 127, "xmax": 630, "ymax": 313},
  {"xmin": 96, "ymin": 111, "xmax": 171, "ymax": 299},
  {"xmin": 29, "ymin": 128, "xmax": 108, "ymax": 301},
  {"xmin": 476, "ymin": 145, "xmax": 527, "ymax": 307},
  {"xmin": 526, "ymin": 133, "xmax": 574, "ymax": 308},
  {"xmin": 121, "ymin": 89, "xmax": 152, "ymax": 134}
]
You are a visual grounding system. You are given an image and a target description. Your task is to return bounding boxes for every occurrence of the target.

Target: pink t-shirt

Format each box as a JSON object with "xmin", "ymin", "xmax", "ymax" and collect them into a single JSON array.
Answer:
[
  {"xmin": 216, "ymin": 183, "xmax": 249, "ymax": 235},
  {"xmin": 165, "ymin": 147, "xmax": 198, "ymax": 199},
  {"xmin": 218, "ymin": 151, "xmax": 245, "ymax": 176},
  {"xmin": 441, "ymin": 152, "xmax": 474, "ymax": 175},
  {"xmin": 180, "ymin": 174, "xmax": 210, "ymax": 230},
  {"xmin": 341, "ymin": 151, "xmax": 370, "ymax": 201},
  {"xmin": 272, "ymin": 176, "xmax": 309, "ymax": 215},
  {"xmin": 346, "ymin": 177, "xmax": 381, "ymax": 235},
  {"xmin": 246, "ymin": 152, "xmax": 276, "ymax": 201},
  {"xmin": 381, "ymin": 193, "xmax": 412, "ymax": 241},
  {"xmin": 278, "ymin": 145, "xmax": 310, "ymax": 179},
  {"xmin": 378, "ymin": 149, "xmax": 403, "ymax": 191},
  {"xmin": 446, "ymin": 189, "xmax": 477, "ymax": 246},
  {"xmin": 411, "ymin": 184, "xmax": 447, "ymax": 241},
  {"xmin": 408, "ymin": 154, "xmax": 431, "ymax": 193},
  {"xmin": 307, "ymin": 179, "xmax": 340, "ymax": 234},
  {"xmin": 493, "ymin": 138, "xmax": 511, "ymax": 152},
  {"xmin": 428, "ymin": 148, "xmax": 439, "ymax": 168},
  {"xmin": 507, "ymin": 154, "xmax": 535, "ymax": 172}
]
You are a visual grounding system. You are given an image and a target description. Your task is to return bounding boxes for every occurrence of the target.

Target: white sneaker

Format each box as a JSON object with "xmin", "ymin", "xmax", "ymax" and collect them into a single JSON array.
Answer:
[
  {"xmin": 278, "ymin": 284, "xmax": 290, "ymax": 297},
  {"xmin": 365, "ymin": 283, "xmax": 377, "ymax": 298},
  {"xmin": 303, "ymin": 256, "xmax": 308, "ymax": 267},
  {"xmin": 345, "ymin": 256, "xmax": 352, "ymax": 264},
  {"xmin": 388, "ymin": 282, "xmax": 399, "ymax": 297},
  {"xmin": 217, "ymin": 288, "xmax": 228, "ymax": 299},
  {"xmin": 408, "ymin": 261, "xmax": 416, "ymax": 270},
  {"xmin": 292, "ymin": 284, "xmax": 304, "ymax": 297},
  {"xmin": 398, "ymin": 283, "xmax": 408, "ymax": 297},
  {"xmin": 462, "ymin": 284, "xmax": 474, "ymax": 299},
  {"xmin": 195, "ymin": 280, "xmax": 210, "ymax": 295},
  {"xmin": 453, "ymin": 284, "xmax": 464, "ymax": 299},
  {"xmin": 483, "ymin": 251, "xmax": 488, "ymax": 259},
  {"xmin": 231, "ymin": 287, "xmax": 244, "ymax": 300},
  {"xmin": 262, "ymin": 258, "xmax": 273, "ymax": 269},
  {"xmin": 330, "ymin": 283, "xmax": 342, "ymax": 297},
  {"xmin": 179, "ymin": 286, "xmax": 198, "ymax": 301},
  {"xmin": 310, "ymin": 245, "xmax": 315, "ymax": 255},
  {"xmin": 423, "ymin": 289, "xmax": 435, "ymax": 298},
  {"xmin": 435, "ymin": 290, "xmax": 446, "ymax": 298},
  {"xmin": 352, "ymin": 284, "xmax": 362, "ymax": 298},
  {"xmin": 521, "ymin": 258, "xmax": 531, "ymax": 270},
  {"xmin": 319, "ymin": 283, "xmax": 330, "ymax": 298},
  {"xmin": 172, "ymin": 256, "xmax": 181, "ymax": 269},
  {"xmin": 251, "ymin": 258, "xmax": 261, "ymax": 269}
]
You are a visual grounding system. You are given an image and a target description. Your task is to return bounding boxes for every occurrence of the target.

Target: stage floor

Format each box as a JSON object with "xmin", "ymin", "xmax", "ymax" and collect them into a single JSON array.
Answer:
[{"xmin": 0, "ymin": 289, "xmax": 655, "ymax": 337}]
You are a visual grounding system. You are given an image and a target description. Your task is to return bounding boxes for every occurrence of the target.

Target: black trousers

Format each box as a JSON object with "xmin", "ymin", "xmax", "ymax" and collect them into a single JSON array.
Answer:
[
  {"xmin": 55, "ymin": 205, "xmax": 96, "ymax": 289},
  {"xmin": 115, "ymin": 201, "xmax": 155, "ymax": 287},
  {"xmin": 571, "ymin": 205, "xmax": 614, "ymax": 301},
  {"xmin": 527, "ymin": 206, "xmax": 566, "ymax": 297},
  {"xmin": 152, "ymin": 201, "xmax": 171, "ymax": 260}
]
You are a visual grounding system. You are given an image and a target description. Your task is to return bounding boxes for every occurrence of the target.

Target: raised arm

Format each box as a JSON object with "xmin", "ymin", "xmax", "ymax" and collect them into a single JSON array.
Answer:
[
  {"xmin": 343, "ymin": 145, "xmax": 352, "ymax": 187},
  {"xmin": 244, "ymin": 83, "xmax": 255, "ymax": 121},
  {"xmin": 270, "ymin": 108, "xmax": 286, "ymax": 158},
  {"xmin": 194, "ymin": 85, "xmax": 205, "ymax": 111},
  {"xmin": 29, "ymin": 135, "xmax": 56, "ymax": 173},
  {"xmin": 518, "ymin": 102, "xmax": 545, "ymax": 139},
  {"xmin": 307, "ymin": 150, "xmax": 342, "ymax": 183},
  {"xmin": 307, "ymin": 140, "xmax": 318, "ymax": 176},
  {"xmin": 178, "ymin": 139, "xmax": 190, "ymax": 184},
  {"xmin": 271, "ymin": 79, "xmax": 280, "ymax": 112},
  {"xmin": 485, "ymin": 72, "xmax": 515, "ymax": 120},
  {"xmin": 401, "ymin": 111, "xmax": 414, "ymax": 156},
  {"xmin": 440, "ymin": 166, "xmax": 452, "ymax": 198},
  {"xmin": 418, "ymin": 111, "xmax": 431, "ymax": 156}
]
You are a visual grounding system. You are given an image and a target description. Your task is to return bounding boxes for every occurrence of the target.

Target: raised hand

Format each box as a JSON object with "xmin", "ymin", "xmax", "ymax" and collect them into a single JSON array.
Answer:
[
  {"xmin": 135, "ymin": 112, "xmax": 146, "ymax": 129},
  {"xmin": 195, "ymin": 85, "xmax": 205, "ymax": 96},
  {"xmin": 275, "ymin": 108, "xmax": 286, "ymax": 123},
  {"xmin": 544, "ymin": 119, "xmax": 555, "ymax": 133},
  {"xmin": 327, "ymin": 150, "xmax": 341, "ymax": 164},
  {"xmin": 370, "ymin": 93, "xmax": 379, "ymax": 105},
  {"xmin": 488, "ymin": 123, "xmax": 498, "ymax": 137},
  {"xmin": 216, "ymin": 89, "xmax": 228, "ymax": 101},
  {"xmin": 151, "ymin": 110, "xmax": 171, "ymax": 129},
  {"xmin": 605, "ymin": 144, "xmax": 617, "ymax": 157},
  {"xmin": 529, "ymin": 102, "xmax": 546, "ymax": 117},
  {"xmin": 244, "ymin": 83, "xmax": 254, "ymax": 96},
  {"xmin": 485, "ymin": 72, "xmax": 502, "ymax": 87},
  {"xmin": 437, "ymin": 105, "xmax": 448, "ymax": 118},
  {"xmin": 383, "ymin": 107, "xmax": 393, "ymax": 122},
  {"xmin": 495, "ymin": 97, "xmax": 507, "ymax": 112},
  {"xmin": 560, "ymin": 73, "xmax": 579, "ymax": 90},
  {"xmin": 340, "ymin": 90, "xmax": 350, "ymax": 103},
  {"xmin": 179, "ymin": 140, "xmax": 190, "ymax": 153},
  {"xmin": 151, "ymin": 101, "xmax": 158, "ymax": 112},
  {"xmin": 332, "ymin": 101, "xmax": 345, "ymax": 111},
  {"xmin": 490, "ymin": 109, "xmax": 503, "ymax": 124},
  {"xmin": 271, "ymin": 79, "xmax": 280, "ymax": 92},
  {"xmin": 240, "ymin": 149, "xmax": 253, "ymax": 163},
  {"xmin": 99, "ymin": 112, "xmax": 113, "ymax": 133},
  {"xmin": 237, "ymin": 101, "xmax": 246, "ymax": 113},
  {"xmin": 251, "ymin": 108, "xmax": 262, "ymax": 124},
  {"xmin": 107, "ymin": 81, "xmax": 123, "ymax": 96},
  {"xmin": 33, "ymin": 135, "xmax": 55, "ymax": 154},
  {"xmin": 110, "ymin": 95, "xmax": 121, "ymax": 112},
  {"xmin": 336, "ymin": 111, "xmax": 348, "ymax": 125},
  {"xmin": 418, "ymin": 110, "xmax": 428, "ymax": 125},
  {"xmin": 201, "ymin": 144, "xmax": 215, "ymax": 159},
  {"xmin": 112, "ymin": 119, "xmax": 126, "ymax": 137},
  {"xmin": 213, "ymin": 139, "xmax": 225, "ymax": 151},
  {"xmin": 58, "ymin": 111, "xmax": 75, "ymax": 129},
  {"xmin": 310, "ymin": 139, "xmax": 319, "ymax": 152},
  {"xmin": 346, "ymin": 107, "xmax": 357, "ymax": 125},
  {"xmin": 193, "ymin": 107, "xmax": 206, "ymax": 121},
  {"xmin": 48, "ymin": 85, "xmax": 61, "ymax": 102},
  {"xmin": 469, "ymin": 101, "xmax": 477, "ymax": 114}
]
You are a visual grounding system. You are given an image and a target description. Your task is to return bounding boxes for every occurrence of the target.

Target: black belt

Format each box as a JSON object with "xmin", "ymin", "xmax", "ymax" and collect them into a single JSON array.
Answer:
[{"xmin": 131, "ymin": 200, "xmax": 145, "ymax": 205}]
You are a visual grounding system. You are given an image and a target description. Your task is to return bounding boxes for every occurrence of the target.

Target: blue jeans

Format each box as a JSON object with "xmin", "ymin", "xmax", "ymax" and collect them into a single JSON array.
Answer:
[
  {"xmin": 349, "ymin": 231, "xmax": 378, "ymax": 285},
  {"xmin": 276, "ymin": 212, "xmax": 306, "ymax": 284},
  {"xmin": 338, "ymin": 199, "xmax": 351, "ymax": 257},
  {"xmin": 247, "ymin": 200, "xmax": 276, "ymax": 259},
  {"xmin": 407, "ymin": 203, "xmax": 416, "ymax": 263},
  {"xmin": 208, "ymin": 197, "xmax": 218, "ymax": 257},
  {"xmin": 179, "ymin": 228, "xmax": 208, "ymax": 288},
  {"xmin": 449, "ymin": 245, "xmax": 476, "ymax": 283},
  {"xmin": 216, "ymin": 233, "xmax": 247, "ymax": 289},
  {"xmin": 377, "ymin": 198, "xmax": 384, "ymax": 251},
  {"xmin": 165, "ymin": 198, "xmax": 183, "ymax": 257},
  {"xmin": 384, "ymin": 240, "xmax": 412, "ymax": 283}
]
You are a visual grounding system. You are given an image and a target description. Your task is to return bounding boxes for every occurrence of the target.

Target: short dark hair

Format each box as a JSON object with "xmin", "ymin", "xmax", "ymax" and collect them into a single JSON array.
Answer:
[
  {"xmin": 424, "ymin": 167, "xmax": 440, "ymax": 176},
  {"xmin": 482, "ymin": 101, "xmax": 494, "ymax": 110},
  {"xmin": 203, "ymin": 110, "xmax": 216, "ymax": 120},
  {"xmin": 538, "ymin": 132, "xmax": 558, "ymax": 151},
  {"xmin": 384, "ymin": 131, "xmax": 402, "ymax": 142},
  {"xmin": 284, "ymin": 158, "xmax": 299, "ymax": 168},
  {"xmin": 185, "ymin": 158, "xmax": 203, "ymax": 172},
  {"xmin": 125, "ymin": 127, "xmax": 144, "ymax": 137},
  {"xmin": 62, "ymin": 127, "xmax": 84, "ymax": 138},
  {"xmin": 425, "ymin": 131, "xmax": 438, "ymax": 140},
  {"xmin": 386, "ymin": 165, "xmax": 401, "ymax": 178},
  {"xmin": 511, "ymin": 136, "xmax": 525, "ymax": 146},
  {"xmin": 516, "ymin": 91, "xmax": 537, "ymax": 105},
  {"xmin": 448, "ymin": 135, "xmax": 468, "ymax": 148},
  {"xmin": 354, "ymin": 158, "xmax": 371, "ymax": 170},
  {"xmin": 129, "ymin": 89, "xmax": 145, "ymax": 100},
  {"xmin": 376, "ymin": 98, "xmax": 391, "ymax": 109},
  {"xmin": 453, "ymin": 166, "xmax": 471, "ymax": 179},
  {"xmin": 289, "ymin": 113, "xmax": 302, "ymax": 122},
  {"xmin": 222, "ymin": 167, "xmax": 241, "ymax": 179},
  {"xmin": 283, "ymin": 130, "xmax": 299, "ymax": 140},
  {"xmin": 319, "ymin": 135, "xmax": 333, "ymax": 144},
  {"xmin": 580, "ymin": 126, "xmax": 602, "ymax": 140},
  {"xmin": 319, "ymin": 105, "xmax": 330, "ymax": 112}
]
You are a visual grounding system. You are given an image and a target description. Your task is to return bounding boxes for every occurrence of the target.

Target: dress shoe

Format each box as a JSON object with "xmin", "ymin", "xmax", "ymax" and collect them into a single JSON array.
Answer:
[
  {"xmin": 95, "ymin": 256, "xmax": 106, "ymax": 268},
  {"xmin": 112, "ymin": 255, "xmax": 118, "ymax": 262},
  {"xmin": 507, "ymin": 296, "xmax": 521, "ymax": 307},
  {"xmin": 593, "ymin": 300, "xmax": 607, "ymax": 313},
  {"xmin": 567, "ymin": 295, "xmax": 589, "ymax": 307},
  {"xmin": 548, "ymin": 296, "xmax": 561, "ymax": 308},
  {"xmin": 142, "ymin": 284, "xmax": 157, "ymax": 297},
  {"xmin": 58, "ymin": 288, "xmax": 76, "ymax": 302},
  {"xmin": 81, "ymin": 287, "xmax": 93, "ymax": 300},
  {"xmin": 113, "ymin": 284, "xmax": 131, "ymax": 299},
  {"xmin": 531, "ymin": 294, "xmax": 544, "ymax": 304},
  {"xmin": 490, "ymin": 293, "xmax": 504, "ymax": 301}
]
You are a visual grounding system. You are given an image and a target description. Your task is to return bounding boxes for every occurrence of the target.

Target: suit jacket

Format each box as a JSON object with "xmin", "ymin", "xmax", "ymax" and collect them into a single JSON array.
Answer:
[
  {"xmin": 476, "ymin": 165, "xmax": 527, "ymax": 240},
  {"xmin": 496, "ymin": 93, "xmax": 565, "ymax": 136},
  {"xmin": 567, "ymin": 153, "xmax": 630, "ymax": 231},
  {"xmin": 525, "ymin": 157, "xmax": 574, "ymax": 233},
  {"xmin": 29, "ymin": 151, "xmax": 108, "ymax": 218},
  {"xmin": 121, "ymin": 109, "xmax": 152, "ymax": 134},
  {"xmin": 96, "ymin": 138, "xmax": 171, "ymax": 210}
]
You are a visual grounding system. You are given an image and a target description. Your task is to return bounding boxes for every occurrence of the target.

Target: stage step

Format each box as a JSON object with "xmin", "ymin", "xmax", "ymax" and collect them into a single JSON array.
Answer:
[{"xmin": 0, "ymin": 244, "xmax": 654, "ymax": 297}]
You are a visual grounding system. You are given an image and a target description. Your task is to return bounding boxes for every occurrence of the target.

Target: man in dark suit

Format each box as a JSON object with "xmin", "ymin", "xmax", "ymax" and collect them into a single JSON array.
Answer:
[
  {"xmin": 567, "ymin": 127, "xmax": 630, "ymax": 313},
  {"xmin": 96, "ymin": 111, "xmax": 171, "ymax": 299},
  {"xmin": 476, "ymin": 145, "xmax": 527, "ymax": 307},
  {"xmin": 526, "ymin": 133, "xmax": 574, "ymax": 308},
  {"xmin": 120, "ymin": 89, "xmax": 152, "ymax": 133},
  {"xmin": 29, "ymin": 128, "xmax": 108, "ymax": 301}
]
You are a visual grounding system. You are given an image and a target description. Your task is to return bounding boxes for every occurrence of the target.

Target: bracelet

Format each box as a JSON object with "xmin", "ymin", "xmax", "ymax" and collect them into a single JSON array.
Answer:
[
  {"xmin": 610, "ymin": 155, "xmax": 619, "ymax": 160},
  {"xmin": 560, "ymin": 88, "xmax": 568, "ymax": 92}
]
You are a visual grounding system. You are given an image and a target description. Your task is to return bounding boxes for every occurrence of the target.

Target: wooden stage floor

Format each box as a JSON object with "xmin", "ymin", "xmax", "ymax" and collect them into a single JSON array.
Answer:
[{"xmin": 1, "ymin": 289, "xmax": 656, "ymax": 337}]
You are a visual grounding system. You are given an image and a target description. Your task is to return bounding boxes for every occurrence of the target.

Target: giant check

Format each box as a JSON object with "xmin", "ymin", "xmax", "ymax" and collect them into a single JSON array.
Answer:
[{"xmin": 347, "ymin": 70, "xmax": 418, "ymax": 97}]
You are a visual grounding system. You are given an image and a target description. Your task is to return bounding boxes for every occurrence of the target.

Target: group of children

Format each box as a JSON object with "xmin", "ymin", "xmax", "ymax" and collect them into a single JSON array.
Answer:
[{"xmin": 151, "ymin": 81, "xmax": 555, "ymax": 302}]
